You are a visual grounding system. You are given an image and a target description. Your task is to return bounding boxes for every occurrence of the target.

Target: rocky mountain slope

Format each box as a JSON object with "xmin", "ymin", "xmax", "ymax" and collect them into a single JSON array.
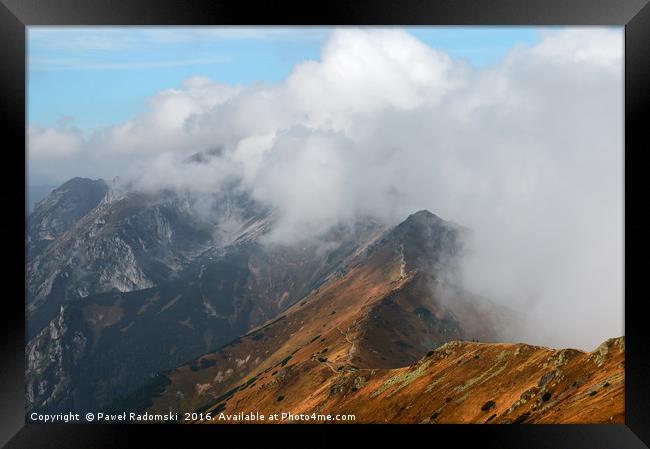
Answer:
[
  {"xmin": 26, "ymin": 182, "xmax": 264, "ymax": 337},
  {"xmin": 28, "ymin": 184, "xmax": 57, "ymax": 213},
  {"xmin": 132, "ymin": 211, "xmax": 514, "ymax": 416},
  {"xmin": 26, "ymin": 202, "xmax": 387, "ymax": 414},
  {"xmin": 27, "ymin": 177, "xmax": 108, "ymax": 259}
]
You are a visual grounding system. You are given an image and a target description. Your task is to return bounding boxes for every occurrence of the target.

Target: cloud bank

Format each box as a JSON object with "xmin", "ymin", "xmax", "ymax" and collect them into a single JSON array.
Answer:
[{"xmin": 28, "ymin": 28, "xmax": 623, "ymax": 350}]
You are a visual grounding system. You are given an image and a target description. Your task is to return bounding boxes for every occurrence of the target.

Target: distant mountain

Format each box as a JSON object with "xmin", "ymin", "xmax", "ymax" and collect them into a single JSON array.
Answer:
[
  {"xmin": 27, "ymin": 184, "xmax": 57, "ymax": 213},
  {"xmin": 27, "ymin": 178, "xmax": 108, "ymax": 259},
  {"xmin": 26, "ymin": 183, "xmax": 257, "ymax": 337}
]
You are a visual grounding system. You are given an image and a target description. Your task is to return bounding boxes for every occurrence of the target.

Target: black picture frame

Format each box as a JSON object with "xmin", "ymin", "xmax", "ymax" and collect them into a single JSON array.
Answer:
[{"xmin": 1, "ymin": 0, "xmax": 649, "ymax": 447}]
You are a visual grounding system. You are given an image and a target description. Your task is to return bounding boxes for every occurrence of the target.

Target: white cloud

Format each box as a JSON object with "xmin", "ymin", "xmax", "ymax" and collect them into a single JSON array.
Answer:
[
  {"xmin": 28, "ymin": 28, "xmax": 623, "ymax": 349},
  {"xmin": 285, "ymin": 29, "xmax": 460, "ymax": 126},
  {"xmin": 28, "ymin": 126, "xmax": 83, "ymax": 159},
  {"xmin": 532, "ymin": 28, "xmax": 623, "ymax": 71},
  {"xmin": 98, "ymin": 76, "xmax": 241, "ymax": 154}
]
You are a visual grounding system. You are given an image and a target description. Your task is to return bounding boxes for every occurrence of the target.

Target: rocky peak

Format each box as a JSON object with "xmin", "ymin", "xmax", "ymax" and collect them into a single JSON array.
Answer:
[
  {"xmin": 379, "ymin": 209, "xmax": 463, "ymax": 277},
  {"xmin": 27, "ymin": 177, "xmax": 109, "ymax": 258},
  {"xmin": 393, "ymin": 209, "xmax": 445, "ymax": 237}
]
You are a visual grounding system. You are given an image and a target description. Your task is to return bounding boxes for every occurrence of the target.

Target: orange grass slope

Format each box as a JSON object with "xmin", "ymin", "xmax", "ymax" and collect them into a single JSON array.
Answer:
[{"xmin": 197, "ymin": 336, "xmax": 624, "ymax": 424}]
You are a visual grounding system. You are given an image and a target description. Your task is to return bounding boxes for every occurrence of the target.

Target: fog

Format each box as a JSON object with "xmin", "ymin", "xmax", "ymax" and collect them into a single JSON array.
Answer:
[{"xmin": 28, "ymin": 28, "xmax": 623, "ymax": 350}]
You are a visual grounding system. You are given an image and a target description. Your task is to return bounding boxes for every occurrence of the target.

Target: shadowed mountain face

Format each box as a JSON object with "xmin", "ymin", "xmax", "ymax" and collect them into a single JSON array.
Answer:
[
  {"xmin": 26, "ymin": 183, "xmax": 262, "ymax": 337},
  {"xmin": 27, "ymin": 177, "xmax": 109, "ymax": 259}
]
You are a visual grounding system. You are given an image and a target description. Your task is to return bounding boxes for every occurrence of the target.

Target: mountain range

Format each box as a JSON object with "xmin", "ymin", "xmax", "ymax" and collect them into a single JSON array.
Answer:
[{"xmin": 25, "ymin": 173, "xmax": 623, "ymax": 423}]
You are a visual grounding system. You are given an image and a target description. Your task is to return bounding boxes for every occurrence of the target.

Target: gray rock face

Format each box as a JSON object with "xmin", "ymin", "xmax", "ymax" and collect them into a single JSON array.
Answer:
[
  {"xmin": 25, "ymin": 209, "xmax": 386, "ymax": 414},
  {"xmin": 28, "ymin": 185, "xmax": 57, "ymax": 213},
  {"xmin": 26, "ymin": 182, "xmax": 260, "ymax": 337},
  {"xmin": 27, "ymin": 177, "xmax": 109, "ymax": 259},
  {"xmin": 26, "ymin": 305, "xmax": 88, "ymax": 411}
]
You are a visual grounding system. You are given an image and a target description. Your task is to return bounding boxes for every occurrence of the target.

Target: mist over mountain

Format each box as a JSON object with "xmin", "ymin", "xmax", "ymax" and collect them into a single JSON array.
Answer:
[
  {"xmin": 25, "ymin": 177, "xmax": 621, "ymax": 420},
  {"xmin": 28, "ymin": 178, "xmax": 499, "ymax": 413},
  {"xmin": 28, "ymin": 28, "xmax": 623, "ymax": 350}
]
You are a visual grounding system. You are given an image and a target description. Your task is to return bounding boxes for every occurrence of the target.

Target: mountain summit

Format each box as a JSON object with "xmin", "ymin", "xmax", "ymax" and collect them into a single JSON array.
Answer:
[
  {"xmin": 110, "ymin": 206, "xmax": 509, "ymax": 416},
  {"xmin": 27, "ymin": 177, "xmax": 108, "ymax": 258}
]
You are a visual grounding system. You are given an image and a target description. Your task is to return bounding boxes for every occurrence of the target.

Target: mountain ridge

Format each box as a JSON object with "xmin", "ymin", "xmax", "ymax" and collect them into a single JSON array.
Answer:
[
  {"xmin": 135, "ymin": 207, "xmax": 512, "ymax": 416},
  {"xmin": 184, "ymin": 336, "xmax": 624, "ymax": 424},
  {"xmin": 25, "ymin": 177, "xmax": 621, "ymax": 424}
]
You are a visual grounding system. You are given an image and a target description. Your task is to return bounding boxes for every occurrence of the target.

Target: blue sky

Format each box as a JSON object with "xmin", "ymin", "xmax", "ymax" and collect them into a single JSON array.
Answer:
[{"xmin": 28, "ymin": 27, "xmax": 542, "ymax": 132}]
